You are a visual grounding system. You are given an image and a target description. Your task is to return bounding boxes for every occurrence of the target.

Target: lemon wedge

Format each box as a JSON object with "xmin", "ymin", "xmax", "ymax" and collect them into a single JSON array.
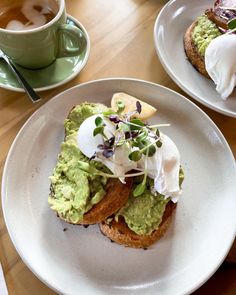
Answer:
[{"xmin": 111, "ymin": 92, "xmax": 157, "ymax": 120}]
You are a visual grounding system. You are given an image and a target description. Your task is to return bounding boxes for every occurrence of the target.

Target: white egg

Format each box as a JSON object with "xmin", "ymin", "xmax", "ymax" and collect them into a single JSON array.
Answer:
[
  {"xmin": 77, "ymin": 114, "xmax": 115, "ymax": 158},
  {"xmin": 205, "ymin": 34, "xmax": 236, "ymax": 100},
  {"xmin": 138, "ymin": 133, "xmax": 181, "ymax": 199}
]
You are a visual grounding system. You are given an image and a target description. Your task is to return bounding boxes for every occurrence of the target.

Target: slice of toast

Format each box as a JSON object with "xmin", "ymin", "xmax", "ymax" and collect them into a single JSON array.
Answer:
[
  {"xmin": 183, "ymin": 21, "xmax": 210, "ymax": 78},
  {"xmin": 50, "ymin": 163, "xmax": 134, "ymax": 225},
  {"xmin": 79, "ymin": 178, "xmax": 133, "ymax": 224},
  {"xmin": 99, "ymin": 201, "xmax": 176, "ymax": 248},
  {"xmin": 49, "ymin": 102, "xmax": 134, "ymax": 225}
]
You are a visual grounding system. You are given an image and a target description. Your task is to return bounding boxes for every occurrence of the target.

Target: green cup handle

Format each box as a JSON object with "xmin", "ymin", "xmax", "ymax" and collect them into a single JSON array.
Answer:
[{"xmin": 57, "ymin": 24, "xmax": 86, "ymax": 57}]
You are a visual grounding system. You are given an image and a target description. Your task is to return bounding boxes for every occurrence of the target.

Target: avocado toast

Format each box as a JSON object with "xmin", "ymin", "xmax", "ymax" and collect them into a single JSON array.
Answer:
[
  {"xmin": 100, "ymin": 166, "xmax": 184, "ymax": 248},
  {"xmin": 48, "ymin": 103, "xmax": 133, "ymax": 225},
  {"xmin": 48, "ymin": 93, "xmax": 184, "ymax": 248},
  {"xmin": 184, "ymin": 14, "xmax": 221, "ymax": 77}
]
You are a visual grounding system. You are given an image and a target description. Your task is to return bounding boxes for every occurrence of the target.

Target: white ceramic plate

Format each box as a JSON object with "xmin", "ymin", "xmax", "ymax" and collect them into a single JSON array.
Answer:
[
  {"xmin": 154, "ymin": 0, "xmax": 236, "ymax": 118},
  {"xmin": 2, "ymin": 78, "xmax": 236, "ymax": 295}
]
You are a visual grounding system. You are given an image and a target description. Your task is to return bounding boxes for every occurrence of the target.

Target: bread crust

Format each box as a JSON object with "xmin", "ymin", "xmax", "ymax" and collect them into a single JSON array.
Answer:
[
  {"xmin": 183, "ymin": 21, "xmax": 210, "ymax": 78},
  {"xmin": 99, "ymin": 201, "xmax": 177, "ymax": 248},
  {"xmin": 80, "ymin": 178, "xmax": 133, "ymax": 224}
]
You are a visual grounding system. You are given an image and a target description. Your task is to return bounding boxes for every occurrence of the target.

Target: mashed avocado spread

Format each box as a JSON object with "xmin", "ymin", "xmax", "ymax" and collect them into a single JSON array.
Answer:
[
  {"xmin": 116, "ymin": 168, "xmax": 184, "ymax": 235},
  {"xmin": 192, "ymin": 15, "xmax": 221, "ymax": 57},
  {"xmin": 48, "ymin": 103, "xmax": 109, "ymax": 223}
]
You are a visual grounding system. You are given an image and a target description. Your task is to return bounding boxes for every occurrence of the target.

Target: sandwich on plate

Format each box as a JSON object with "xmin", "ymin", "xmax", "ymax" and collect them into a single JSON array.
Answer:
[
  {"xmin": 48, "ymin": 92, "xmax": 184, "ymax": 248},
  {"xmin": 184, "ymin": 0, "xmax": 236, "ymax": 99}
]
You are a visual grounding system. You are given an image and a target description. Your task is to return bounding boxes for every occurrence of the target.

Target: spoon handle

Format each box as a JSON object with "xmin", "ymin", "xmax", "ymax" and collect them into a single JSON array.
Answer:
[{"xmin": 3, "ymin": 56, "xmax": 41, "ymax": 103}]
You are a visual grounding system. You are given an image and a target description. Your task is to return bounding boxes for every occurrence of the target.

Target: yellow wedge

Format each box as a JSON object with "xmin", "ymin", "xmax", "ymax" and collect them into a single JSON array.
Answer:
[{"xmin": 111, "ymin": 92, "xmax": 157, "ymax": 120}]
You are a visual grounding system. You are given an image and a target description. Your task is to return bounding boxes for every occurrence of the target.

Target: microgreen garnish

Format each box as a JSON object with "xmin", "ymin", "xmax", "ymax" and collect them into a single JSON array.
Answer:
[
  {"xmin": 109, "ymin": 114, "xmax": 121, "ymax": 124},
  {"xmin": 116, "ymin": 100, "xmax": 125, "ymax": 115},
  {"xmin": 133, "ymin": 179, "xmax": 146, "ymax": 196},
  {"xmin": 155, "ymin": 129, "xmax": 162, "ymax": 148},
  {"xmin": 90, "ymin": 101, "xmax": 169, "ymax": 182},
  {"xmin": 136, "ymin": 101, "xmax": 142, "ymax": 114},
  {"xmin": 133, "ymin": 150, "xmax": 148, "ymax": 197},
  {"xmin": 95, "ymin": 116, "xmax": 104, "ymax": 126},
  {"xmin": 93, "ymin": 126, "xmax": 105, "ymax": 137},
  {"xmin": 77, "ymin": 160, "xmax": 145, "ymax": 178},
  {"xmin": 97, "ymin": 136, "xmax": 115, "ymax": 158},
  {"xmin": 128, "ymin": 150, "xmax": 142, "ymax": 162},
  {"xmin": 129, "ymin": 118, "xmax": 145, "ymax": 130},
  {"xmin": 228, "ymin": 17, "xmax": 236, "ymax": 30},
  {"xmin": 93, "ymin": 116, "xmax": 107, "ymax": 138},
  {"xmin": 103, "ymin": 109, "xmax": 116, "ymax": 116}
]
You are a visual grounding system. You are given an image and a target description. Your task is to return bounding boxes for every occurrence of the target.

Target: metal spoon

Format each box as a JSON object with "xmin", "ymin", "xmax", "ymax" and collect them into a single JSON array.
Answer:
[{"xmin": 0, "ymin": 50, "xmax": 41, "ymax": 103}]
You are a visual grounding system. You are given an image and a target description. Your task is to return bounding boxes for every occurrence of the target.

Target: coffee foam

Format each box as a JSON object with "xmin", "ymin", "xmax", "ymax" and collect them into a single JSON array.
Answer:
[{"xmin": 6, "ymin": 0, "xmax": 57, "ymax": 31}]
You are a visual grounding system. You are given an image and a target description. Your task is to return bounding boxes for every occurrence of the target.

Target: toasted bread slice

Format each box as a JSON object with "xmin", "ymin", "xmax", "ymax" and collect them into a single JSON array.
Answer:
[
  {"xmin": 184, "ymin": 22, "xmax": 210, "ymax": 78},
  {"xmin": 80, "ymin": 178, "xmax": 133, "ymax": 224},
  {"xmin": 100, "ymin": 201, "xmax": 176, "ymax": 248},
  {"xmin": 54, "ymin": 177, "xmax": 133, "ymax": 225}
]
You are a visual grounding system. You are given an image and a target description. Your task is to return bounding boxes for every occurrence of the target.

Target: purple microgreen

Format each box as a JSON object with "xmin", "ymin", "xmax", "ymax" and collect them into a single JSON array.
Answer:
[
  {"xmin": 128, "ymin": 150, "xmax": 142, "ymax": 162},
  {"xmin": 125, "ymin": 131, "xmax": 139, "ymax": 140},
  {"xmin": 125, "ymin": 132, "xmax": 132, "ymax": 139},
  {"xmin": 136, "ymin": 101, "xmax": 142, "ymax": 114},
  {"xmin": 107, "ymin": 136, "xmax": 115, "ymax": 147},
  {"xmin": 102, "ymin": 149, "xmax": 114, "ymax": 158},
  {"xmin": 109, "ymin": 114, "xmax": 121, "ymax": 124}
]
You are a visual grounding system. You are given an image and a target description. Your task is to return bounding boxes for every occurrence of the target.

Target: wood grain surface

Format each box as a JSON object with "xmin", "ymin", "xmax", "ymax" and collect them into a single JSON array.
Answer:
[{"xmin": 0, "ymin": 0, "xmax": 235, "ymax": 294}]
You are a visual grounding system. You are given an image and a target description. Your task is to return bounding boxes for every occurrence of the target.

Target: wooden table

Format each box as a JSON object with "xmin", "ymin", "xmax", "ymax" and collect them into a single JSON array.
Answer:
[{"xmin": 0, "ymin": 0, "xmax": 235, "ymax": 294}]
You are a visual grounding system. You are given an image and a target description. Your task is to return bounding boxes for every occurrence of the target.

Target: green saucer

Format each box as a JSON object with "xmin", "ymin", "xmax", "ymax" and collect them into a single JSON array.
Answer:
[{"xmin": 0, "ymin": 15, "xmax": 90, "ymax": 92}]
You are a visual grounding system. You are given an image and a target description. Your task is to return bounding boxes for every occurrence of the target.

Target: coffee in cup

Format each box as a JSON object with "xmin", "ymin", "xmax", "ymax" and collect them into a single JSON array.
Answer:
[
  {"xmin": 0, "ymin": 0, "xmax": 59, "ymax": 30},
  {"xmin": 0, "ymin": 0, "xmax": 86, "ymax": 69}
]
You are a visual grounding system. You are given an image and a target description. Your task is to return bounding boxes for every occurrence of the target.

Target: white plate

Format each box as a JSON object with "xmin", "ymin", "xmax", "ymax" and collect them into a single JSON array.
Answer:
[
  {"xmin": 154, "ymin": 0, "xmax": 236, "ymax": 118},
  {"xmin": 2, "ymin": 78, "xmax": 236, "ymax": 295}
]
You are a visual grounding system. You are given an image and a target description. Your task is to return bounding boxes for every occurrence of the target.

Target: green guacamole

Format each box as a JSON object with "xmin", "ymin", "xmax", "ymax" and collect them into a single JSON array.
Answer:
[
  {"xmin": 117, "ymin": 190, "xmax": 169, "ymax": 235},
  {"xmin": 192, "ymin": 15, "xmax": 221, "ymax": 57},
  {"xmin": 116, "ymin": 168, "xmax": 184, "ymax": 235},
  {"xmin": 48, "ymin": 103, "xmax": 109, "ymax": 223}
]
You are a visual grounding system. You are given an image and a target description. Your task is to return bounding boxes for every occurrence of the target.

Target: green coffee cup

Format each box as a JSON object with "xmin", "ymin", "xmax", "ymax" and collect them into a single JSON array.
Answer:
[{"xmin": 0, "ymin": 0, "xmax": 86, "ymax": 69}]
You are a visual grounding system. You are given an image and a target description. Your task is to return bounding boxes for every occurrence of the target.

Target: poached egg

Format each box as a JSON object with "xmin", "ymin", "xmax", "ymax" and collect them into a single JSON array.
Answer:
[
  {"xmin": 77, "ymin": 114, "xmax": 181, "ymax": 199},
  {"xmin": 205, "ymin": 33, "xmax": 236, "ymax": 100}
]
